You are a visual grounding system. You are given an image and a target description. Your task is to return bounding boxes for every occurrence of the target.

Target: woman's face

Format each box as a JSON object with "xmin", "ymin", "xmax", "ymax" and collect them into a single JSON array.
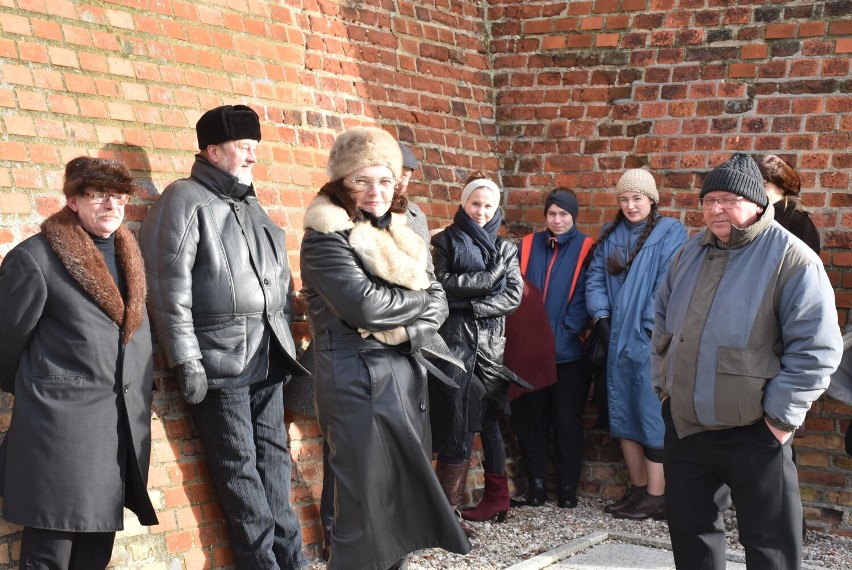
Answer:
[
  {"xmin": 619, "ymin": 192, "xmax": 653, "ymax": 223},
  {"xmin": 463, "ymin": 187, "xmax": 498, "ymax": 227},
  {"xmin": 343, "ymin": 165, "xmax": 396, "ymax": 218},
  {"xmin": 546, "ymin": 204, "xmax": 574, "ymax": 235}
]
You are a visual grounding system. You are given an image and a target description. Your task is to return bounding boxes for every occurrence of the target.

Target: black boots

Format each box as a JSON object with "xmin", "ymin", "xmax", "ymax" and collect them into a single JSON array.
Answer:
[
  {"xmin": 514, "ymin": 477, "xmax": 547, "ymax": 506},
  {"xmin": 557, "ymin": 484, "xmax": 578, "ymax": 508},
  {"xmin": 613, "ymin": 492, "xmax": 666, "ymax": 521},
  {"xmin": 604, "ymin": 484, "xmax": 646, "ymax": 515}
]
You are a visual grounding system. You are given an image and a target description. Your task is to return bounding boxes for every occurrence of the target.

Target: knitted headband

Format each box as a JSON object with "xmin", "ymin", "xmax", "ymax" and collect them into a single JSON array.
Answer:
[
  {"xmin": 544, "ymin": 190, "xmax": 579, "ymax": 221},
  {"xmin": 460, "ymin": 178, "xmax": 501, "ymax": 206}
]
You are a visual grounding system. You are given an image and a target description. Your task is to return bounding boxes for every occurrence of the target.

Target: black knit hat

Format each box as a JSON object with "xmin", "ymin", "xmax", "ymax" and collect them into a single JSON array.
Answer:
[
  {"xmin": 544, "ymin": 188, "xmax": 579, "ymax": 222},
  {"xmin": 700, "ymin": 153, "xmax": 768, "ymax": 207},
  {"xmin": 196, "ymin": 105, "xmax": 261, "ymax": 149},
  {"xmin": 399, "ymin": 143, "xmax": 419, "ymax": 171}
]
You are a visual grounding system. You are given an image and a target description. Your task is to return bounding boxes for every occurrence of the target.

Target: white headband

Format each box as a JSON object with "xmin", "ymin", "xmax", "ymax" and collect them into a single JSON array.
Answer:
[{"xmin": 460, "ymin": 178, "xmax": 501, "ymax": 206}]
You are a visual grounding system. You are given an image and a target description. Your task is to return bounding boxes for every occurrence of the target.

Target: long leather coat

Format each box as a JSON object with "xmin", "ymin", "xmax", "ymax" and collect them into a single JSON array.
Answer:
[
  {"xmin": 300, "ymin": 196, "xmax": 470, "ymax": 570},
  {"xmin": 430, "ymin": 231, "xmax": 524, "ymax": 457},
  {"xmin": 139, "ymin": 156, "xmax": 305, "ymax": 387},
  {"xmin": 0, "ymin": 208, "xmax": 157, "ymax": 531}
]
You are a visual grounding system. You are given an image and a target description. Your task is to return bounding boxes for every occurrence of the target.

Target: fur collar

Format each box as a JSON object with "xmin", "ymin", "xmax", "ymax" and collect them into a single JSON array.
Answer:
[
  {"xmin": 304, "ymin": 195, "xmax": 431, "ymax": 291},
  {"xmin": 41, "ymin": 207, "xmax": 147, "ymax": 343}
]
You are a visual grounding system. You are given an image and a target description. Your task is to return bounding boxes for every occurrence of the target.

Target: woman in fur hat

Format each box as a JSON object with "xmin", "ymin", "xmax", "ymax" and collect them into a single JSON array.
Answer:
[
  {"xmin": 429, "ymin": 172, "xmax": 525, "ymax": 527},
  {"xmin": 755, "ymin": 154, "xmax": 820, "ymax": 254},
  {"xmin": 300, "ymin": 126, "xmax": 471, "ymax": 570},
  {"xmin": 585, "ymin": 168, "xmax": 688, "ymax": 521}
]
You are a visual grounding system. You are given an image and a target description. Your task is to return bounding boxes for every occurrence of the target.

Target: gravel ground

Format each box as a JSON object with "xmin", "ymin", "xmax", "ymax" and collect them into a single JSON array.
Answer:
[{"xmin": 310, "ymin": 497, "xmax": 852, "ymax": 569}]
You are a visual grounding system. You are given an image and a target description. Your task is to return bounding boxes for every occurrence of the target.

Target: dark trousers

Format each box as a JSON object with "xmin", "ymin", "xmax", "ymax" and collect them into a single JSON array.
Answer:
[
  {"xmin": 663, "ymin": 404, "xmax": 802, "ymax": 570},
  {"xmin": 320, "ymin": 440, "xmax": 334, "ymax": 545},
  {"xmin": 510, "ymin": 361, "xmax": 590, "ymax": 486},
  {"xmin": 480, "ymin": 418, "xmax": 506, "ymax": 474},
  {"xmin": 19, "ymin": 527, "xmax": 114, "ymax": 570},
  {"xmin": 191, "ymin": 379, "xmax": 307, "ymax": 570}
]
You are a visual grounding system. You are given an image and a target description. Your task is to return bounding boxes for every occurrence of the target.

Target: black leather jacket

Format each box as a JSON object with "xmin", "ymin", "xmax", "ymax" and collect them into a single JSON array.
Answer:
[{"xmin": 139, "ymin": 155, "xmax": 304, "ymax": 388}]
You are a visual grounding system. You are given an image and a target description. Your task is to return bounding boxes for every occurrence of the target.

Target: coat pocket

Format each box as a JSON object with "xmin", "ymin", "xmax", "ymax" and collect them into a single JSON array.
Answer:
[
  {"xmin": 714, "ymin": 346, "xmax": 780, "ymax": 425},
  {"xmin": 195, "ymin": 316, "xmax": 248, "ymax": 378},
  {"xmin": 652, "ymin": 332, "xmax": 674, "ymax": 395}
]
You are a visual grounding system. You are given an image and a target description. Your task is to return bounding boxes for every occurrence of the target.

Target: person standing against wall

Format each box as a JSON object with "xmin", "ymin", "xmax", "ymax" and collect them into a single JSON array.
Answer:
[
  {"xmin": 430, "ymin": 172, "xmax": 525, "ymax": 526},
  {"xmin": 0, "ymin": 157, "xmax": 158, "ymax": 569},
  {"xmin": 508, "ymin": 188, "xmax": 594, "ymax": 509},
  {"xmin": 301, "ymin": 126, "xmax": 471, "ymax": 569},
  {"xmin": 585, "ymin": 169, "xmax": 688, "ymax": 521},
  {"xmin": 140, "ymin": 105, "xmax": 309, "ymax": 570},
  {"xmin": 756, "ymin": 154, "xmax": 820, "ymax": 254},
  {"xmin": 654, "ymin": 153, "xmax": 842, "ymax": 569}
]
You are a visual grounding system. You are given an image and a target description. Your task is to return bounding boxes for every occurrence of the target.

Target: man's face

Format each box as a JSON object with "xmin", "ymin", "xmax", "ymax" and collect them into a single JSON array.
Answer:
[
  {"xmin": 208, "ymin": 139, "xmax": 258, "ymax": 185},
  {"xmin": 67, "ymin": 188, "xmax": 126, "ymax": 237},
  {"xmin": 397, "ymin": 168, "xmax": 414, "ymax": 195},
  {"xmin": 702, "ymin": 190, "xmax": 764, "ymax": 244}
]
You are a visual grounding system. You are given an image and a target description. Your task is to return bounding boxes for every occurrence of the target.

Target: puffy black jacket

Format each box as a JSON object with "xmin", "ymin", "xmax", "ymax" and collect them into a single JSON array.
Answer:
[{"xmin": 139, "ymin": 155, "xmax": 304, "ymax": 388}]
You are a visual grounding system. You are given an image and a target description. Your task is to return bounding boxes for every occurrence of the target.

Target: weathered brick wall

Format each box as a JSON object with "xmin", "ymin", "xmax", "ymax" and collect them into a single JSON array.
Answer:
[
  {"xmin": 0, "ymin": 0, "xmax": 850, "ymax": 568},
  {"xmin": 489, "ymin": 0, "xmax": 852, "ymax": 536}
]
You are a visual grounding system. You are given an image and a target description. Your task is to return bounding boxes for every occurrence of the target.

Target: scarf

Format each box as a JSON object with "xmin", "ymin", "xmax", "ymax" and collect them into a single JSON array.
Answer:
[{"xmin": 443, "ymin": 205, "xmax": 506, "ymax": 295}]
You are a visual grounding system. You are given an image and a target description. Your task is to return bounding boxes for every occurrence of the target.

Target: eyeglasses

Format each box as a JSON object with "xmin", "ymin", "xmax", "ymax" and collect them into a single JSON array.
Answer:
[
  {"xmin": 85, "ymin": 191, "xmax": 131, "ymax": 205},
  {"xmin": 700, "ymin": 196, "xmax": 744, "ymax": 210},
  {"xmin": 347, "ymin": 177, "xmax": 396, "ymax": 192}
]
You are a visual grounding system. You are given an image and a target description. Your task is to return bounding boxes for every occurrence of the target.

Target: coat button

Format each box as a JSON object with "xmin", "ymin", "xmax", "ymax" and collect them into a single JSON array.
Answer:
[
  {"xmin": 263, "ymin": 278, "xmax": 270, "ymax": 286},
  {"xmin": 123, "ymin": 385, "xmax": 129, "ymax": 394},
  {"xmin": 419, "ymin": 398, "xmax": 426, "ymax": 413}
]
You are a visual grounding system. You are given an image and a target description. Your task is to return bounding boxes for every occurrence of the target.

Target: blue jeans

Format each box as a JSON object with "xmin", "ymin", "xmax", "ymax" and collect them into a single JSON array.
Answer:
[{"xmin": 191, "ymin": 379, "xmax": 307, "ymax": 570}]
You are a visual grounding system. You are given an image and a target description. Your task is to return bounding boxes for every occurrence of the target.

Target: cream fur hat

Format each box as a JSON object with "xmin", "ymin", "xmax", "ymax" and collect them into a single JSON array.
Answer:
[
  {"xmin": 326, "ymin": 127, "xmax": 403, "ymax": 182},
  {"xmin": 616, "ymin": 169, "xmax": 659, "ymax": 203}
]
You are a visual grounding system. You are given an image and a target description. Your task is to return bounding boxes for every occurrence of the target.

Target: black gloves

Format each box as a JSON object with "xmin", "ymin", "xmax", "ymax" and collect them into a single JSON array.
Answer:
[
  {"xmin": 585, "ymin": 317, "xmax": 611, "ymax": 369},
  {"xmin": 176, "ymin": 359, "xmax": 208, "ymax": 405}
]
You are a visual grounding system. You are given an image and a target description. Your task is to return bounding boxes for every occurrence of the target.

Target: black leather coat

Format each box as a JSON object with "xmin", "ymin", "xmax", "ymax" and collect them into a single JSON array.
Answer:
[
  {"xmin": 430, "ymin": 231, "xmax": 524, "ymax": 457},
  {"xmin": 300, "ymin": 196, "xmax": 470, "ymax": 569},
  {"xmin": 139, "ymin": 156, "xmax": 305, "ymax": 388}
]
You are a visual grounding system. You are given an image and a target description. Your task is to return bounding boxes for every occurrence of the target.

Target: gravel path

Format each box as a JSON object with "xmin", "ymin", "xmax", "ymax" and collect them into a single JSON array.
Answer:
[{"xmin": 310, "ymin": 497, "xmax": 852, "ymax": 569}]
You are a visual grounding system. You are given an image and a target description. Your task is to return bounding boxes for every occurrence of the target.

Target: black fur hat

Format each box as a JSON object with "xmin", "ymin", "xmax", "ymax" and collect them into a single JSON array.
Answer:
[{"xmin": 196, "ymin": 105, "xmax": 261, "ymax": 149}]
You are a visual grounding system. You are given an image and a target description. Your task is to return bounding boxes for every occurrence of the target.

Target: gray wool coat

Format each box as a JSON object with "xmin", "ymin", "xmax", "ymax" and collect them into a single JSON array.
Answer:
[{"xmin": 0, "ymin": 207, "xmax": 158, "ymax": 531}]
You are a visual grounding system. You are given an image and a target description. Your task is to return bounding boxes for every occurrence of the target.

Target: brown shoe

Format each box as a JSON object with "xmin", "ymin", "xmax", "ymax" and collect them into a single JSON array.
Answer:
[
  {"xmin": 604, "ymin": 485, "xmax": 646, "ymax": 515},
  {"xmin": 613, "ymin": 492, "xmax": 666, "ymax": 521}
]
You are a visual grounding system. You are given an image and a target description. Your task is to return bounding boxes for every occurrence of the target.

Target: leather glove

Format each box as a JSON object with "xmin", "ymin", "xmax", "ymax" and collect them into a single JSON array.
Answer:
[
  {"xmin": 358, "ymin": 326, "xmax": 410, "ymax": 346},
  {"xmin": 594, "ymin": 317, "xmax": 611, "ymax": 346},
  {"xmin": 176, "ymin": 359, "xmax": 208, "ymax": 405}
]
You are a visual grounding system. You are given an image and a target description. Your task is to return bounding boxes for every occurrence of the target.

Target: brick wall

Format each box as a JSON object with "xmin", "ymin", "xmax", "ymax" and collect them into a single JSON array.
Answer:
[{"xmin": 0, "ymin": 0, "xmax": 849, "ymax": 567}]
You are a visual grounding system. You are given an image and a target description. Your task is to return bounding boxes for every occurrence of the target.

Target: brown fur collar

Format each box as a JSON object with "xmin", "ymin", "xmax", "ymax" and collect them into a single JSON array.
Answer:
[
  {"xmin": 40, "ymin": 207, "xmax": 147, "ymax": 343},
  {"xmin": 304, "ymin": 195, "xmax": 431, "ymax": 291}
]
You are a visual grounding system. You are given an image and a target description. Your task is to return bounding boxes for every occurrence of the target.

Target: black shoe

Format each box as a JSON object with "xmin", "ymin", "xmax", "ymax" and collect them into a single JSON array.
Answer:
[
  {"xmin": 558, "ymin": 485, "xmax": 578, "ymax": 508},
  {"xmin": 613, "ymin": 493, "xmax": 665, "ymax": 521},
  {"xmin": 526, "ymin": 477, "xmax": 547, "ymax": 506},
  {"xmin": 604, "ymin": 485, "xmax": 646, "ymax": 515}
]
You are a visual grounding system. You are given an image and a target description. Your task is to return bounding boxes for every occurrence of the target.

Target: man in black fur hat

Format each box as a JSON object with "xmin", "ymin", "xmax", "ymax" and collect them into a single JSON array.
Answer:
[
  {"xmin": 140, "ymin": 105, "xmax": 309, "ymax": 569},
  {"xmin": 0, "ymin": 157, "xmax": 158, "ymax": 569}
]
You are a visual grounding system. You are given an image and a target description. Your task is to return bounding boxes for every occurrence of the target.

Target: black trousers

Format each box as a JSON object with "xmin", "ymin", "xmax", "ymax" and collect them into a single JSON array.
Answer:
[
  {"xmin": 663, "ymin": 402, "xmax": 802, "ymax": 570},
  {"xmin": 510, "ymin": 360, "xmax": 591, "ymax": 486},
  {"xmin": 19, "ymin": 527, "xmax": 115, "ymax": 570}
]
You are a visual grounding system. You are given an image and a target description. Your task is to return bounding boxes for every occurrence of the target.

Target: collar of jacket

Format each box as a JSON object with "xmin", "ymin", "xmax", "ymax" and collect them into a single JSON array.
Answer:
[
  {"xmin": 700, "ymin": 200, "xmax": 775, "ymax": 250},
  {"xmin": 40, "ymin": 206, "xmax": 147, "ymax": 343},
  {"xmin": 190, "ymin": 154, "xmax": 255, "ymax": 200},
  {"xmin": 304, "ymin": 194, "xmax": 431, "ymax": 291}
]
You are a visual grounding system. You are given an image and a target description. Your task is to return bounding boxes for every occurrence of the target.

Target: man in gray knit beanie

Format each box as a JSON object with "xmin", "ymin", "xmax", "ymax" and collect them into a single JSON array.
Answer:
[{"xmin": 654, "ymin": 151, "xmax": 842, "ymax": 567}]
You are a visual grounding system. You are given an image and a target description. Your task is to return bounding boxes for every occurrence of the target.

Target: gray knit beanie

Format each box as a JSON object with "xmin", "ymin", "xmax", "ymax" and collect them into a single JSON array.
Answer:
[
  {"xmin": 399, "ymin": 143, "xmax": 419, "ymax": 171},
  {"xmin": 700, "ymin": 153, "xmax": 768, "ymax": 207}
]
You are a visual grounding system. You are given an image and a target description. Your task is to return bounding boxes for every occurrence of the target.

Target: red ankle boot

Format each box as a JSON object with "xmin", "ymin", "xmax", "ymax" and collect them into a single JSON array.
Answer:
[{"xmin": 461, "ymin": 473, "xmax": 510, "ymax": 522}]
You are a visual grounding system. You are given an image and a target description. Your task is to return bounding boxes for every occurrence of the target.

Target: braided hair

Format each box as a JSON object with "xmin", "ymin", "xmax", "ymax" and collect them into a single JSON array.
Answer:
[{"xmin": 591, "ymin": 203, "xmax": 660, "ymax": 275}]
